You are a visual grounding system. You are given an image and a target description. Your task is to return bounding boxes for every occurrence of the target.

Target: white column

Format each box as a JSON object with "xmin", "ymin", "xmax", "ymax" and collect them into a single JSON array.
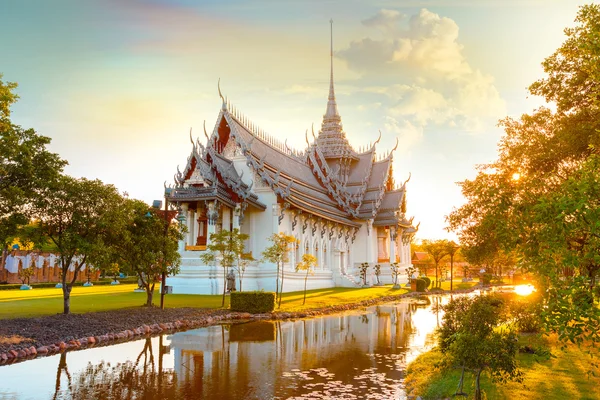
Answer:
[
  {"xmin": 389, "ymin": 228, "xmax": 396, "ymax": 264},
  {"xmin": 179, "ymin": 203, "xmax": 188, "ymax": 252},
  {"xmin": 186, "ymin": 208, "xmax": 193, "ymax": 247},
  {"xmin": 366, "ymin": 222, "xmax": 373, "ymax": 263},
  {"xmin": 193, "ymin": 210, "xmax": 199, "ymax": 245},
  {"xmin": 233, "ymin": 204, "xmax": 240, "ymax": 230},
  {"xmin": 222, "ymin": 206, "xmax": 231, "ymax": 231},
  {"xmin": 207, "ymin": 202, "xmax": 216, "ymax": 247},
  {"xmin": 272, "ymin": 203, "xmax": 280, "ymax": 235}
]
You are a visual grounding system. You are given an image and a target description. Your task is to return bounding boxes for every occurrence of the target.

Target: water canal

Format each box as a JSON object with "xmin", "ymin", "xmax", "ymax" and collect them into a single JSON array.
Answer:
[{"xmin": 0, "ymin": 295, "xmax": 452, "ymax": 399}]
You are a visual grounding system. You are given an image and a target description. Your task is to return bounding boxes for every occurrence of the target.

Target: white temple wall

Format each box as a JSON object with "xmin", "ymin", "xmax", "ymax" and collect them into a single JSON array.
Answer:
[
  {"xmin": 168, "ymin": 166, "xmax": 409, "ymax": 294},
  {"xmin": 351, "ymin": 222, "xmax": 378, "ymax": 265}
]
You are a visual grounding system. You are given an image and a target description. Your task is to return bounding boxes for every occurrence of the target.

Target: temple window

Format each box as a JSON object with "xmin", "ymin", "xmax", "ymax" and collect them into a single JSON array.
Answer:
[
  {"xmin": 377, "ymin": 227, "xmax": 389, "ymax": 262},
  {"xmin": 196, "ymin": 206, "xmax": 208, "ymax": 246}
]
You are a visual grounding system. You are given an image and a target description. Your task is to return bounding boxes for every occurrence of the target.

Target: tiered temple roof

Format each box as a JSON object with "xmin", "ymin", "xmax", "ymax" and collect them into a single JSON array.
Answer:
[{"xmin": 168, "ymin": 29, "xmax": 418, "ymax": 235}]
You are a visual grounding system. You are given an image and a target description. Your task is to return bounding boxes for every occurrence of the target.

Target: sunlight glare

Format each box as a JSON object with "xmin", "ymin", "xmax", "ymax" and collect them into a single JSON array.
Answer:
[{"xmin": 514, "ymin": 284, "xmax": 535, "ymax": 296}]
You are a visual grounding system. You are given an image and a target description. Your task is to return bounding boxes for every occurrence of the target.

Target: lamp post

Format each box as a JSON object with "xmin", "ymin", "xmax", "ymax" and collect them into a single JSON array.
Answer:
[{"xmin": 160, "ymin": 189, "xmax": 171, "ymax": 310}]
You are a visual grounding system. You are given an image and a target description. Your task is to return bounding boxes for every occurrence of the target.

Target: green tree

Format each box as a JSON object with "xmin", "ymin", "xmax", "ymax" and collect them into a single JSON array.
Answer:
[
  {"xmin": 440, "ymin": 295, "xmax": 521, "ymax": 399},
  {"xmin": 201, "ymin": 228, "xmax": 248, "ymax": 307},
  {"xmin": 106, "ymin": 263, "xmax": 120, "ymax": 283},
  {"xmin": 296, "ymin": 253, "xmax": 317, "ymax": 305},
  {"xmin": 236, "ymin": 251, "xmax": 255, "ymax": 292},
  {"xmin": 18, "ymin": 264, "xmax": 34, "ymax": 286},
  {"xmin": 34, "ymin": 176, "xmax": 122, "ymax": 314},
  {"xmin": 422, "ymin": 239, "xmax": 449, "ymax": 288},
  {"xmin": 0, "ymin": 75, "xmax": 66, "ymax": 270},
  {"xmin": 107, "ymin": 199, "xmax": 183, "ymax": 306},
  {"xmin": 447, "ymin": 4, "xmax": 600, "ymax": 346},
  {"xmin": 262, "ymin": 233, "xmax": 297, "ymax": 307}
]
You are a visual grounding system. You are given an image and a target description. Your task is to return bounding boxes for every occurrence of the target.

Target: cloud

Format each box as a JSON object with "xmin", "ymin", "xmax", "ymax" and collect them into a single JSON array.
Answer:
[
  {"xmin": 383, "ymin": 116, "xmax": 423, "ymax": 153},
  {"xmin": 362, "ymin": 9, "xmax": 405, "ymax": 33},
  {"xmin": 338, "ymin": 8, "xmax": 505, "ymax": 135}
]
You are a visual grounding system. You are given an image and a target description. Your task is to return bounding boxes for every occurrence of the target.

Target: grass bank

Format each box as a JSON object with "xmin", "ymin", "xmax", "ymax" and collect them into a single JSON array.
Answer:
[
  {"xmin": 405, "ymin": 334, "xmax": 600, "ymax": 399},
  {"xmin": 0, "ymin": 284, "xmax": 412, "ymax": 319}
]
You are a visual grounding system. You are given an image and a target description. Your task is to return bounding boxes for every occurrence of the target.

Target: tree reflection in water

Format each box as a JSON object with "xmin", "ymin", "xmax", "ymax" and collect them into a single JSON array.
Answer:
[
  {"xmin": 34, "ymin": 298, "xmax": 446, "ymax": 400},
  {"xmin": 55, "ymin": 337, "xmax": 179, "ymax": 400}
]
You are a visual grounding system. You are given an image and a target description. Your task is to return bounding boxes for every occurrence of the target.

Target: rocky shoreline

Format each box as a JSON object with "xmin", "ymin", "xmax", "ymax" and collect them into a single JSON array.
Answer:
[{"xmin": 0, "ymin": 286, "xmax": 482, "ymax": 366}]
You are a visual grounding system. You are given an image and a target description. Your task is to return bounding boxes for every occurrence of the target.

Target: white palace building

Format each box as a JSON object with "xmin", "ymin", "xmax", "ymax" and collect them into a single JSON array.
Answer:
[{"xmin": 165, "ymin": 31, "xmax": 418, "ymax": 295}]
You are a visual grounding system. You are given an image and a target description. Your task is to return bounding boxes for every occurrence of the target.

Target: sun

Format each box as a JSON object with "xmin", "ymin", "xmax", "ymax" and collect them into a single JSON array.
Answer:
[
  {"xmin": 514, "ymin": 284, "xmax": 535, "ymax": 296},
  {"xmin": 512, "ymin": 172, "xmax": 521, "ymax": 181}
]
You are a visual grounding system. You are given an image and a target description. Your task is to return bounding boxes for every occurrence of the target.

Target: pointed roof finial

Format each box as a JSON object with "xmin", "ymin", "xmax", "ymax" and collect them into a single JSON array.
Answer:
[
  {"xmin": 315, "ymin": 19, "xmax": 356, "ymax": 159},
  {"xmin": 325, "ymin": 18, "xmax": 339, "ymax": 120}
]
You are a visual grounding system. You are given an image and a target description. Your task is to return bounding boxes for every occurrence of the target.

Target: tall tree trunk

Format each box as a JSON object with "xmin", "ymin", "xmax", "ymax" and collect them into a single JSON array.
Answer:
[
  {"xmin": 435, "ymin": 262, "xmax": 439, "ymax": 288},
  {"xmin": 303, "ymin": 271, "xmax": 308, "ymax": 305},
  {"xmin": 0, "ymin": 246, "xmax": 7, "ymax": 273},
  {"xmin": 474, "ymin": 368, "xmax": 483, "ymax": 400},
  {"xmin": 146, "ymin": 283, "xmax": 154, "ymax": 307},
  {"xmin": 222, "ymin": 266, "xmax": 227, "ymax": 307},
  {"xmin": 62, "ymin": 270, "xmax": 71, "ymax": 314},
  {"xmin": 279, "ymin": 266, "xmax": 285, "ymax": 308},
  {"xmin": 275, "ymin": 262, "xmax": 280, "ymax": 301},
  {"xmin": 450, "ymin": 254, "xmax": 454, "ymax": 291}
]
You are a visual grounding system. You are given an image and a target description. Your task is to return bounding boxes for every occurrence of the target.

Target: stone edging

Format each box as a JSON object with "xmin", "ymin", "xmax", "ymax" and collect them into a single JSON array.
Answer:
[{"xmin": 0, "ymin": 285, "xmax": 484, "ymax": 366}]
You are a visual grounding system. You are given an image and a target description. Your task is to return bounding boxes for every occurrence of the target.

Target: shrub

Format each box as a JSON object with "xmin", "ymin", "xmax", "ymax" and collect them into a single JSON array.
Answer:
[
  {"xmin": 416, "ymin": 278, "xmax": 427, "ymax": 292},
  {"xmin": 482, "ymin": 273, "xmax": 493, "ymax": 285},
  {"xmin": 421, "ymin": 276, "xmax": 431, "ymax": 288},
  {"xmin": 230, "ymin": 291, "xmax": 275, "ymax": 313},
  {"xmin": 504, "ymin": 291, "xmax": 542, "ymax": 333}
]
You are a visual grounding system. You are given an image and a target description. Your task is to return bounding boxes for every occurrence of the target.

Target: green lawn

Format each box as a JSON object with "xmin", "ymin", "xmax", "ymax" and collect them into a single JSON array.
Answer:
[
  {"xmin": 0, "ymin": 284, "xmax": 408, "ymax": 319},
  {"xmin": 405, "ymin": 334, "xmax": 600, "ymax": 399}
]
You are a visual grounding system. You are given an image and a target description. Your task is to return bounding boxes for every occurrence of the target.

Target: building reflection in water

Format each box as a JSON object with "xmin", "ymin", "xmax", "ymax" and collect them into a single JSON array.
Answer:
[
  {"xmin": 168, "ymin": 299, "xmax": 437, "ymax": 399},
  {"xmin": 19, "ymin": 297, "xmax": 446, "ymax": 400}
]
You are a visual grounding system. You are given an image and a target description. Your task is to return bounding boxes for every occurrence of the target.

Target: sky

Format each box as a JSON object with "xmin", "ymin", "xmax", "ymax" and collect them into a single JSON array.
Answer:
[{"xmin": 0, "ymin": 0, "xmax": 591, "ymax": 240}]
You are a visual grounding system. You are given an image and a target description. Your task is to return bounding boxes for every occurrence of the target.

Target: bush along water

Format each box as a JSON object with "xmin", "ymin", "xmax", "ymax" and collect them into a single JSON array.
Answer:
[{"xmin": 230, "ymin": 291, "xmax": 276, "ymax": 313}]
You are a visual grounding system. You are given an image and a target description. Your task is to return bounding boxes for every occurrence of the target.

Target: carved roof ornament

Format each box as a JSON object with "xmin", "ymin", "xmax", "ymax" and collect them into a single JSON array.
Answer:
[
  {"xmin": 203, "ymin": 120, "xmax": 210, "ymax": 141},
  {"xmin": 218, "ymin": 78, "xmax": 225, "ymax": 110}
]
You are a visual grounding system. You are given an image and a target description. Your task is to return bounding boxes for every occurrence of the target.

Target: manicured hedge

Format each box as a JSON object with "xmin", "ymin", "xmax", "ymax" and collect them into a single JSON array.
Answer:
[
  {"xmin": 416, "ymin": 278, "xmax": 427, "ymax": 292},
  {"xmin": 230, "ymin": 291, "xmax": 276, "ymax": 313},
  {"xmin": 482, "ymin": 273, "xmax": 493, "ymax": 285},
  {"xmin": 421, "ymin": 276, "xmax": 431, "ymax": 288}
]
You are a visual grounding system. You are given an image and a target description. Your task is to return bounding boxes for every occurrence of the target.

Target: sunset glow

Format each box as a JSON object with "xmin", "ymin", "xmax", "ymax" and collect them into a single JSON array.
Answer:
[
  {"xmin": 514, "ymin": 284, "xmax": 535, "ymax": 296},
  {"xmin": 0, "ymin": 0, "xmax": 588, "ymax": 240}
]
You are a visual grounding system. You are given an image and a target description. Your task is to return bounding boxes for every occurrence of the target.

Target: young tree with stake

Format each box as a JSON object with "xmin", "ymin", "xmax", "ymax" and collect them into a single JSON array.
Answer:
[
  {"xmin": 201, "ymin": 229, "xmax": 248, "ymax": 307},
  {"xmin": 296, "ymin": 253, "xmax": 317, "ymax": 305},
  {"xmin": 262, "ymin": 233, "xmax": 297, "ymax": 307}
]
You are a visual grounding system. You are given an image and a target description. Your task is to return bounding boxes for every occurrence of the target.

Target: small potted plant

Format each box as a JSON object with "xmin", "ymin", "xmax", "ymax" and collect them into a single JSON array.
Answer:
[
  {"xmin": 83, "ymin": 265, "xmax": 97, "ymax": 287},
  {"xmin": 390, "ymin": 262, "xmax": 401, "ymax": 289},
  {"xmin": 108, "ymin": 263, "xmax": 120, "ymax": 285},
  {"xmin": 374, "ymin": 264, "xmax": 382, "ymax": 286},
  {"xmin": 359, "ymin": 262, "xmax": 370, "ymax": 287},
  {"xmin": 405, "ymin": 265, "xmax": 417, "ymax": 288}
]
